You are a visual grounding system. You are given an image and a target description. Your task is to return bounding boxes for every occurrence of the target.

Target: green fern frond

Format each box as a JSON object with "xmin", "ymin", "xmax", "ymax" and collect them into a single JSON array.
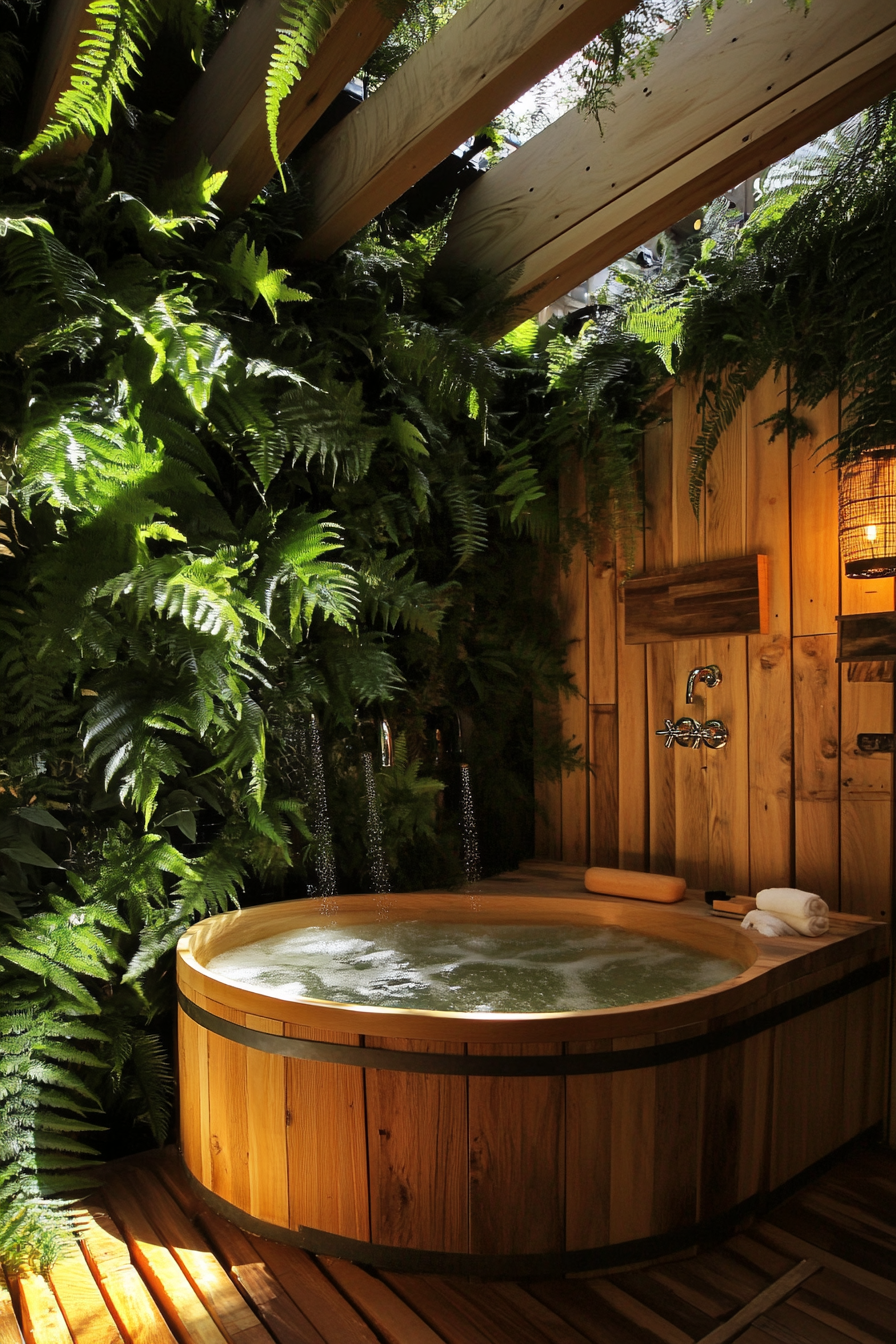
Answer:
[{"xmin": 265, "ymin": 0, "xmax": 341, "ymax": 180}]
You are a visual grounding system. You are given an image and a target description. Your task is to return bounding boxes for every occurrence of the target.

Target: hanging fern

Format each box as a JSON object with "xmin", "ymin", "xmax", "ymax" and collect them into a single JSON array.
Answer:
[{"xmin": 265, "ymin": 0, "xmax": 341, "ymax": 180}]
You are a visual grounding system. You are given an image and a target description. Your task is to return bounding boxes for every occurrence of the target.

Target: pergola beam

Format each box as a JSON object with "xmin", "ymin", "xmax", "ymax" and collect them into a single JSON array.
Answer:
[
  {"xmin": 293, "ymin": 0, "xmax": 636, "ymax": 261},
  {"xmin": 438, "ymin": 0, "xmax": 896, "ymax": 333},
  {"xmin": 164, "ymin": 0, "xmax": 402, "ymax": 213},
  {"xmin": 24, "ymin": 0, "xmax": 92, "ymax": 157}
]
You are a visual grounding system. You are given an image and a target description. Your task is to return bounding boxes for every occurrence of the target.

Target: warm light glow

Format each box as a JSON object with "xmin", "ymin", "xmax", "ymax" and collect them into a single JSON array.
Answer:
[
  {"xmin": 839, "ymin": 448, "xmax": 896, "ymax": 578},
  {"xmin": 866, "ymin": 524, "xmax": 878, "ymax": 543},
  {"xmin": 693, "ymin": 218, "xmax": 702, "ymax": 231}
]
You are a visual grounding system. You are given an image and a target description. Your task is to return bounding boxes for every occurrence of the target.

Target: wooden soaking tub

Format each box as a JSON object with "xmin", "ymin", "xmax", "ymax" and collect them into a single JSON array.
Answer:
[{"xmin": 176, "ymin": 893, "xmax": 888, "ymax": 1276}]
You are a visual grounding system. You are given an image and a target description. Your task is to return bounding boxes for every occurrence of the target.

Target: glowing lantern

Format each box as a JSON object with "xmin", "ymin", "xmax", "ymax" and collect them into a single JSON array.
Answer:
[{"xmin": 839, "ymin": 449, "xmax": 896, "ymax": 578}]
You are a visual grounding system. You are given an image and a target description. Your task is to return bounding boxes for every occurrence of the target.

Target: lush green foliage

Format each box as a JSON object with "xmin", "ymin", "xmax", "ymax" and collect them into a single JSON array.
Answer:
[
  {"xmin": 0, "ymin": 0, "xmax": 576, "ymax": 1268},
  {"xmin": 542, "ymin": 95, "xmax": 896, "ymax": 536}
]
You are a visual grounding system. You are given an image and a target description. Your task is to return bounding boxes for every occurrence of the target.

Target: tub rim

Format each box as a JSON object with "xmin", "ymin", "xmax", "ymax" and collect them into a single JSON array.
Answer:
[{"xmin": 174, "ymin": 891, "xmax": 786, "ymax": 1044}]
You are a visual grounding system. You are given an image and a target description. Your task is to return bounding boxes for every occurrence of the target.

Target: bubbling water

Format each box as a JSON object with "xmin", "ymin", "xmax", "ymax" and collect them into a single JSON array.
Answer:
[{"xmin": 205, "ymin": 921, "xmax": 743, "ymax": 1014}]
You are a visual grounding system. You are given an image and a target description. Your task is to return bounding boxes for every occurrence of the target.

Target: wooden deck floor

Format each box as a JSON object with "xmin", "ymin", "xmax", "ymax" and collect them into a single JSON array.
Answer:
[{"xmin": 3, "ymin": 1142, "xmax": 895, "ymax": 1344}]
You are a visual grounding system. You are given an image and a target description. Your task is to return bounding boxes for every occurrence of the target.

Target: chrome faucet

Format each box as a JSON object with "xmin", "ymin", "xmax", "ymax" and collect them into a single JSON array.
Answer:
[
  {"xmin": 686, "ymin": 664, "xmax": 722, "ymax": 704},
  {"xmin": 654, "ymin": 665, "xmax": 728, "ymax": 750}
]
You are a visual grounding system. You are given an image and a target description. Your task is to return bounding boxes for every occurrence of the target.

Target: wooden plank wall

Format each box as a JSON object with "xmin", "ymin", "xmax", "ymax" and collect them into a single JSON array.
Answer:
[{"xmin": 537, "ymin": 371, "xmax": 895, "ymax": 921}]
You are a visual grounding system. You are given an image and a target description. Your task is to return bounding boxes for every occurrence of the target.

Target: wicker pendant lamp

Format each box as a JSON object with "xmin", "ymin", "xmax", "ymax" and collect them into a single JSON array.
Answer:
[{"xmin": 839, "ymin": 448, "xmax": 896, "ymax": 578}]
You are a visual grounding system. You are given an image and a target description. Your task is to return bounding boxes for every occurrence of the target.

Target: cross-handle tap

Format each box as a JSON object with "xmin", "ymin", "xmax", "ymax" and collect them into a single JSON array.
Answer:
[{"xmin": 686, "ymin": 664, "xmax": 723, "ymax": 704}]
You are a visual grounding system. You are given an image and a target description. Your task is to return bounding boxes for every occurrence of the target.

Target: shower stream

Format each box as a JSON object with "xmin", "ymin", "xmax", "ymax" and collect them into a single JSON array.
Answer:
[
  {"xmin": 362, "ymin": 750, "xmax": 391, "ymax": 912},
  {"xmin": 306, "ymin": 716, "xmax": 338, "ymax": 907}
]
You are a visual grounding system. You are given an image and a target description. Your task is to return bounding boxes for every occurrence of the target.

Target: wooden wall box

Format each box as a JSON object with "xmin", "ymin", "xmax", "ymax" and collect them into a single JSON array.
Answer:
[
  {"xmin": 836, "ymin": 611, "xmax": 896, "ymax": 663},
  {"xmin": 623, "ymin": 554, "xmax": 769, "ymax": 645}
]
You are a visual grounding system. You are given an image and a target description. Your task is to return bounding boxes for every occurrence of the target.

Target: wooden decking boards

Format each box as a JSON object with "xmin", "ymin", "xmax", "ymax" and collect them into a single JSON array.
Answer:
[{"xmin": 3, "ymin": 1144, "xmax": 895, "ymax": 1344}]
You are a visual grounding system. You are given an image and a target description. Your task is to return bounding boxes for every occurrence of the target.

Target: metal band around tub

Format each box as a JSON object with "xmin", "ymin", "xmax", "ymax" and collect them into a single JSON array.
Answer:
[{"xmin": 177, "ymin": 956, "xmax": 888, "ymax": 1076}]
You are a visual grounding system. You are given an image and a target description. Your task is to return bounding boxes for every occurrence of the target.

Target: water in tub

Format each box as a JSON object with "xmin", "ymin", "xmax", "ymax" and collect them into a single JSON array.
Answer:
[{"xmin": 205, "ymin": 921, "xmax": 743, "ymax": 1013}]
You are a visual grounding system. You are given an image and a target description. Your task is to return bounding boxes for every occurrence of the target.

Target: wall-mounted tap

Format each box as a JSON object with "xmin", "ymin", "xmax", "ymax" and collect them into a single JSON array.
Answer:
[
  {"xmin": 686, "ymin": 664, "xmax": 722, "ymax": 704},
  {"xmin": 654, "ymin": 665, "xmax": 728, "ymax": 750}
]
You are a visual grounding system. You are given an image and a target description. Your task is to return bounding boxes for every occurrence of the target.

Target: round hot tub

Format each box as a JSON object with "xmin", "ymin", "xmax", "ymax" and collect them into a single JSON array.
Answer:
[{"xmin": 176, "ymin": 892, "xmax": 887, "ymax": 1276}]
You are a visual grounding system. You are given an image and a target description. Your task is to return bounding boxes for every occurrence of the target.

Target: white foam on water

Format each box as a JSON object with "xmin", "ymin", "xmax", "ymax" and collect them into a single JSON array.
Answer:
[{"xmin": 205, "ymin": 921, "xmax": 743, "ymax": 1013}]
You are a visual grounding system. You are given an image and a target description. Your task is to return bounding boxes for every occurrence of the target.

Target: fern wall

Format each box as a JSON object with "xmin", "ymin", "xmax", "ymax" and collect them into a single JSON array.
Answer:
[{"xmin": 536, "ymin": 371, "xmax": 895, "ymax": 921}]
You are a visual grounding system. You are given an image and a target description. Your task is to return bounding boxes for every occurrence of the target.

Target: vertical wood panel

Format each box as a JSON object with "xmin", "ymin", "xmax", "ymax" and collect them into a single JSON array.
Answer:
[
  {"xmin": 245, "ymin": 1014, "xmax": 288, "ymax": 1227},
  {"xmin": 840, "ymin": 675, "xmax": 893, "ymax": 920},
  {"xmin": 565, "ymin": 1042, "xmax": 612, "ymax": 1251},
  {"xmin": 791, "ymin": 394, "xmax": 839, "ymax": 636},
  {"xmin": 793, "ymin": 634, "xmax": 840, "ymax": 906},
  {"xmin": 558, "ymin": 456, "xmax": 589, "ymax": 864},
  {"xmin": 746, "ymin": 372, "xmax": 793, "ymax": 894},
  {"xmin": 704, "ymin": 390, "xmax": 746, "ymax": 561},
  {"xmin": 671, "ymin": 382, "xmax": 705, "ymax": 568},
  {"xmin": 647, "ymin": 644, "xmax": 677, "ymax": 875},
  {"xmin": 617, "ymin": 524, "xmax": 648, "ymax": 870},
  {"xmin": 177, "ymin": 1005, "xmax": 207, "ymax": 1185},
  {"xmin": 206, "ymin": 1003, "xmax": 250, "ymax": 1211},
  {"xmin": 533, "ymin": 697, "xmax": 562, "ymax": 860},
  {"xmin": 651, "ymin": 1056, "xmax": 700, "ymax": 1234},
  {"xmin": 589, "ymin": 704, "xmax": 619, "ymax": 866},
  {"xmin": 704, "ymin": 634, "xmax": 750, "ymax": 894},
  {"xmin": 674, "ymin": 638, "xmax": 710, "ymax": 889},
  {"xmin": 736, "ymin": 1028, "xmax": 774, "ymax": 1203},
  {"xmin": 469, "ymin": 1045, "xmax": 564, "ymax": 1255},
  {"xmin": 588, "ymin": 537, "xmax": 617, "ymax": 704},
  {"xmin": 609, "ymin": 1064, "xmax": 656, "ymax": 1243},
  {"xmin": 285, "ymin": 1025, "xmax": 369, "ymax": 1241},
  {"xmin": 365, "ymin": 1038, "xmax": 467, "ymax": 1253}
]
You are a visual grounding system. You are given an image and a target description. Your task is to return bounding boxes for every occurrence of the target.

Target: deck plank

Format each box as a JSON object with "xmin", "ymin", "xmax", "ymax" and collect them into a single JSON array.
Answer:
[
  {"xmin": 0, "ymin": 1270, "xmax": 25, "ymax": 1344},
  {"xmin": 47, "ymin": 1249, "xmax": 124, "ymax": 1344},
  {"xmin": 382, "ymin": 1274, "xmax": 533, "ymax": 1344},
  {"xmin": 15, "ymin": 1272, "xmax": 74, "ymax": 1344},
  {"xmin": 317, "ymin": 1260, "xmax": 445, "ymax": 1344},
  {"xmin": 79, "ymin": 1204, "xmax": 177, "ymax": 1344},
  {"xmin": 102, "ymin": 1175, "xmax": 232, "ymax": 1344},
  {"xmin": 249, "ymin": 1240, "xmax": 379, "ymax": 1344},
  {"xmin": 117, "ymin": 1166, "xmax": 273, "ymax": 1344}
]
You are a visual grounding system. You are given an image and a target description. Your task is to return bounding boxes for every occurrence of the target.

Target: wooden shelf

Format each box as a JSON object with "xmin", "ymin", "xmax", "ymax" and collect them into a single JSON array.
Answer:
[{"xmin": 623, "ymin": 554, "xmax": 769, "ymax": 645}]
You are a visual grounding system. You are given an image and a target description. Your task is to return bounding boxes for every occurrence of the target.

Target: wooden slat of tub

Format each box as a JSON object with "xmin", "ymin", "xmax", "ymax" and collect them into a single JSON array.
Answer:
[
  {"xmin": 468, "ymin": 1043, "xmax": 564, "ymax": 1256},
  {"xmin": 564, "ymin": 1040, "xmax": 612, "ymax": 1252},
  {"xmin": 244, "ymin": 1014, "xmax": 289, "ymax": 1228},
  {"xmin": 736, "ymin": 1028, "xmax": 775, "ymax": 1205},
  {"xmin": 747, "ymin": 371, "xmax": 793, "ymax": 895},
  {"xmin": 46, "ymin": 1247, "xmax": 124, "ymax": 1344},
  {"xmin": 609, "ymin": 1038, "xmax": 657, "ymax": 1245},
  {"xmin": 364, "ymin": 1037, "xmax": 467, "ymax": 1254},
  {"xmin": 284, "ymin": 1025, "xmax": 369, "ymax": 1243},
  {"xmin": 770, "ymin": 994, "xmax": 848, "ymax": 1190},
  {"xmin": 652, "ymin": 1054, "xmax": 701, "ymax": 1236},
  {"xmin": 207, "ymin": 1003, "xmax": 251, "ymax": 1214},
  {"xmin": 700, "ymin": 1041, "xmax": 745, "ymax": 1222},
  {"xmin": 179, "ymin": 996, "xmax": 211, "ymax": 1188}
]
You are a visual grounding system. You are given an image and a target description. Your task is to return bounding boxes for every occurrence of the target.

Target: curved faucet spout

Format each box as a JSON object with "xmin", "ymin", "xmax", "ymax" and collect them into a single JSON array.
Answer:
[{"xmin": 686, "ymin": 664, "xmax": 723, "ymax": 704}]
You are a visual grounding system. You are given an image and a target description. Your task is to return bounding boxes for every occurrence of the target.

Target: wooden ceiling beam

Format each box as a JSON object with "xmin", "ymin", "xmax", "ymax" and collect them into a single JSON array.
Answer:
[
  {"xmin": 437, "ymin": 0, "xmax": 896, "ymax": 334},
  {"xmin": 292, "ymin": 0, "xmax": 637, "ymax": 261},
  {"xmin": 24, "ymin": 0, "xmax": 93, "ymax": 158},
  {"xmin": 164, "ymin": 0, "xmax": 402, "ymax": 213}
]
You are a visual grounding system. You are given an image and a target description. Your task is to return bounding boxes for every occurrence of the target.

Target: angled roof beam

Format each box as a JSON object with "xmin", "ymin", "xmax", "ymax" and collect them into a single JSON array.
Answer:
[
  {"xmin": 438, "ymin": 0, "xmax": 896, "ymax": 334},
  {"xmin": 24, "ymin": 0, "xmax": 93, "ymax": 158},
  {"xmin": 164, "ymin": 0, "xmax": 403, "ymax": 213},
  {"xmin": 293, "ymin": 0, "xmax": 638, "ymax": 261}
]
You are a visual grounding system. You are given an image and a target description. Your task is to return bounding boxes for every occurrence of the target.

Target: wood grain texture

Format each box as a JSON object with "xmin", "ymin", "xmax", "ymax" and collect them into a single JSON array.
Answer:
[
  {"xmin": 588, "ymin": 704, "xmax": 619, "ymax": 867},
  {"xmin": 441, "ymin": 0, "xmax": 896, "ymax": 327},
  {"xmin": 624, "ymin": 555, "xmax": 769, "ymax": 644},
  {"xmin": 319, "ymin": 1258, "xmax": 445, "ymax": 1344},
  {"xmin": 747, "ymin": 372, "xmax": 793, "ymax": 894},
  {"xmin": 588, "ymin": 538, "xmax": 617, "ymax": 705},
  {"xmin": 565, "ymin": 1041, "xmax": 613, "ymax": 1252},
  {"xmin": 80, "ymin": 1204, "xmax": 177, "ymax": 1344},
  {"xmin": 244, "ymin": 1014, "xmax": 289, "ymax": 1227},
  {"xmin": 558, "ymin": 456, "xmax": 589, "ymax": 865},
  {"xmin": 23, "ymin": 0, "xmax": 92, "ymax": 156},
  {"xmin": 285, "ymin": 1025, "xmax": 370, "ymax": 1242},
  {"xmin": 16, "ymin": 1273, "xmax": 73, "ymax": 1344},
  {"xmin": 837, "ymin": 611, "xmax": 896, "ymax": 661},
  {"xmin": 793, "ymin": 634, "xmax": 840, "ymax": 907},
  {"xmin": 365, "ymin": 1038, "xmax": 467, "ymax": 1253},
  {"xmin": 609, "ymin": 1063, "xmax": 657, "ymax": 1243},
  {"xmin": 165, "ymin": 0, "xmax": 398, "ymax": 212},
  {"xmin": 617, "ymin": 534, "xmax": 649, "ymax": 871},
  {"xmin": 468, "ymin": 1045, "xmax": 565, "ymax": 1255},
  {"xmin": 0, "ymin": 1270, "xmax": 24, "ymax": 1344},
  {"xmin": 647, "ymin": 643, "xmax": 678, "ymax": 876},
  {"xmin": 839, "ymin": 672, "xmax": 893, "ymax": 920},
  {"xmin": 206, "ymin": 1004, "xmax": 250, "ymax": 1213},
  {"xmin": 47, "ymin": 1250, "xmax": 124, "ymax": 1344},
  {"xmin": 704, "ymin": 635, "xmax": 750, "ymax": 896},
  {"xmin": 791, "ymin": 395, "xmax": 840, "ymax": 637},
  {"xmin": 295, "ymin": 0, "xmax": 632, "ymax": 260}
]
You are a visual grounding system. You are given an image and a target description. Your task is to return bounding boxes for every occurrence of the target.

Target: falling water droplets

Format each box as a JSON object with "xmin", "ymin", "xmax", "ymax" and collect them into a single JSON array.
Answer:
[
  {"xmin": 362, "ymin": 751, "xmax": 391, "ymax": 915},
  {"xmin": 460, "ymin": 763, "xmax": 482, "ymax": 906},
  {"xmin": 307, "ymin": 716, "xmax": 338, "ymax": 911}
]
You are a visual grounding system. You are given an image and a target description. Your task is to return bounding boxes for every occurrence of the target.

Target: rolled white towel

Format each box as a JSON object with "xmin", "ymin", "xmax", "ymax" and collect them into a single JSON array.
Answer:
[
  {"xmin": 756, "ymin": 887, "xmax": 829, "ymax": 920},
  {"xmin": 773, "ymin": 911, "xmax": 829, "ymax": 937},
  {"xmin": 742, "ymin": 910, "xmax": 798, "ymax": 937}
]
